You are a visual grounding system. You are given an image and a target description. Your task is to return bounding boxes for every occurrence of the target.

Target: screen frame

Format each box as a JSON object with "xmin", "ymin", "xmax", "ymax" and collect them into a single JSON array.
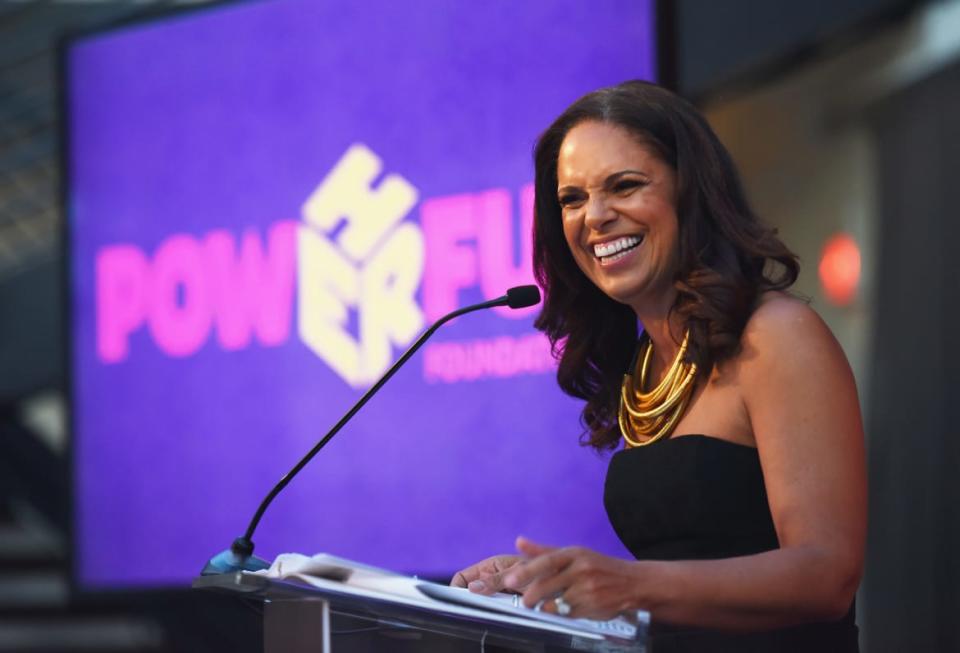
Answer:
[{"xmin": 58, "ymin": 0, "xmax": 676, "ymax": 596}]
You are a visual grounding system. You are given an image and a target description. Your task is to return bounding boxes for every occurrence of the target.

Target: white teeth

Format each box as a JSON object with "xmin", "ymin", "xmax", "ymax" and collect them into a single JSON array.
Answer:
[{"xmin": 593, "ymin": 235, "xmax": 642, "ymax": 258}]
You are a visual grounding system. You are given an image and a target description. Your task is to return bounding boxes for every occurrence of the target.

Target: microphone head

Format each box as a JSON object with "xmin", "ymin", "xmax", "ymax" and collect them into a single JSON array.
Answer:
[{"xmin": 506, "ymin": 285, "xmax": 541, "ymax": 309}]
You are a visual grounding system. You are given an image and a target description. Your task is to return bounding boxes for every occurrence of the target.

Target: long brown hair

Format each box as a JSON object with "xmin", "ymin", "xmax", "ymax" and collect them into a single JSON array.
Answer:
[{"xmin": 532, "ymin": 80, "xmax": 798, "ymax": 450}]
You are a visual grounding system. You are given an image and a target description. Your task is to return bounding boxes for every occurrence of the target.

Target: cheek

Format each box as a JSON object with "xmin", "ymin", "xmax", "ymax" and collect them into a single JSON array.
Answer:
[
  {"xmin": 562, "ymin": 219, "xmax": 592, "ymax": 271},
  {"xmin": 657, "ymin": 222, "xmax": 681, "ymax": 271},
  {"xmin": 561, "ymin": 214, "xmax": 577, "ymax": 244},
  {"xmin": 561, "ymin": 220, "xmax": 579, "ymax": 255}
]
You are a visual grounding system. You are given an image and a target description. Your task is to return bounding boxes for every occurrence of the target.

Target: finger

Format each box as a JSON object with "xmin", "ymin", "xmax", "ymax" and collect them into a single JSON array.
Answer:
[
  {"xmin": 538, "ymin": 597, "xmax": 559, "ymax": 615},
  {"xmin": 516, "ymin": 536, "xmax": 557, "ymax": 557},
  {"xmin": 468, "ymin": 555, "xmax": 524, "ymax": 594},
  {"xmin": 468, "ymin": 569, "xmax": 508, "ymax": 595},
  {"xmin": 450, "ymin": 570, "xmax": 472, "ymax": 588},
  {"xmin": 451, "ymin": 561, "xmax": 490, "ymax": 587},
  {"xmin": 521, "ymin": 566, "xmax": 576, "ymax": 609},
  {"xmin": 535, "ymin": 593, "xmax": 576, "ymax": 616},
  {"xmin": 503, "ymin": 550, "xmax": 572, "ymax": 593}
]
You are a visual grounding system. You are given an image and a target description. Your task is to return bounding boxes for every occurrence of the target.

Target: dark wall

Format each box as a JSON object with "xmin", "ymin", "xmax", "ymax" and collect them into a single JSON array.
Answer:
[
  {"xmin": 675, "ymin": 0, "xmax": 921, "ymax": 99},
  {"xmin": 0, "ymin": 258, "xmax": 63, "ymax": 401},
  {"xmin": 0, "ymin": 0, "xmax": 160, "ymax": 403},
  {"xmin": 863, "ymin": 61, "xmax": 960, "ymax": 652}
]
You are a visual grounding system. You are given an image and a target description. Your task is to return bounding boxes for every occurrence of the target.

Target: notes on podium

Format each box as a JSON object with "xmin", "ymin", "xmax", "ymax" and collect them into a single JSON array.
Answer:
[{"xmin": 253, "ymin": 553, "xmax": 648, "ymax": 643}]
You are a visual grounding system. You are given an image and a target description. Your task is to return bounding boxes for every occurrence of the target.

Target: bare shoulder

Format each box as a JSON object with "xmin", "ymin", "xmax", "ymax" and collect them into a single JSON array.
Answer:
[
  {"xmin": 739, "ymin": 292, "xmax": 842, "ymax": 367},
  {"xmin": 744, "ymin": 291, "xmax": 829, "ymax": 339},
  {"xmin": 737, "ymin": 291, "xmax": 859, "ymax": 427}
]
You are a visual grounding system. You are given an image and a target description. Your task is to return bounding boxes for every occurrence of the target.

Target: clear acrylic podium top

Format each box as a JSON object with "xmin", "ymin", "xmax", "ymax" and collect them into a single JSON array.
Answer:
[{"xmin": 194, "ymin": 571, "xmax": 648, "ymax": 653}]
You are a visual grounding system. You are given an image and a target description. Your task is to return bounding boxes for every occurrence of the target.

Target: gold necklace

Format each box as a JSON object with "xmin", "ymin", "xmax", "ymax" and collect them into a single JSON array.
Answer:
[{"xmin": 618, "ymin": 330, "xmax": 698, "ymax": 447}]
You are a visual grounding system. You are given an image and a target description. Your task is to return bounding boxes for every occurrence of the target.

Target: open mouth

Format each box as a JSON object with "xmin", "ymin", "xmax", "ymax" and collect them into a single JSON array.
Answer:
[{"xmin": 594, "ymin": 235, "xmax": 643, "ymax": 263}]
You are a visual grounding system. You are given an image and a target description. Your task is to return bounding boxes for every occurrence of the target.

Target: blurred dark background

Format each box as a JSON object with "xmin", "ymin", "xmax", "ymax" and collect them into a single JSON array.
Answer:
[{"xmin": 1, "ymin": 0, "xmax": 956, "ymax": 650}]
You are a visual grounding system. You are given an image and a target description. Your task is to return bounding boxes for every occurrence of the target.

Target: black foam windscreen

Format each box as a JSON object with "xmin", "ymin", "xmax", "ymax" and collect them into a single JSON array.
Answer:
[{"xmin": 505, "ymin": 285, "xmax": 541, "ymax": 309}]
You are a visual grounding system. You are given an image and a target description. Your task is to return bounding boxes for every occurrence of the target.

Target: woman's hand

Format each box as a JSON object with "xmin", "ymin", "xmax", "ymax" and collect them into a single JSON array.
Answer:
[
  {"xmin": 450, "ymin": 553, "xmax": 523, "ymax": 595},
  {"xmin": 504, "ymin": 537, "xmax": 646, "ymax": 620}
]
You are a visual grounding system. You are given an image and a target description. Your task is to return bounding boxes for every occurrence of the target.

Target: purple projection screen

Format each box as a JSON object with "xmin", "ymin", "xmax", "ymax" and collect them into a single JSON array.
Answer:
[{"xmin": 65, "ymin": 0, "xmax": 657, "ymax": 588}]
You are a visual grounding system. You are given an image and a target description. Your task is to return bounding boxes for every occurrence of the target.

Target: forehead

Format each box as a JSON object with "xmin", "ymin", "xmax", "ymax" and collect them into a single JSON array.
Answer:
[{"xmin": 557, "ymin": 121, "xmax": 661, "ymax": 183}]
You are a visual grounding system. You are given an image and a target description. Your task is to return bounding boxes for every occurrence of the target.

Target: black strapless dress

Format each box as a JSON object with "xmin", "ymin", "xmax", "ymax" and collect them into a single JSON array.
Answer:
[{"xmin": 604, "ymin": 435, "xmax": 859, "ymax": 653}]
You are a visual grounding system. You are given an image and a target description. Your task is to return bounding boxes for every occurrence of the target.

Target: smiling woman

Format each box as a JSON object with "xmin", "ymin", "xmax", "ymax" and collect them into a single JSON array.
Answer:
[
  {"xmin": 451, "ymin": 81, "xmax": 866, "ymax": 652},
  {"xmin": 556, "ymin": 121, "xmax": 680, "ymax": 319}
]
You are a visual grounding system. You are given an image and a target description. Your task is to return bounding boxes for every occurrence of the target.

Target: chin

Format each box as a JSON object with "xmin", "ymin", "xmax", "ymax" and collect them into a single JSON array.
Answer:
[
  {"xmin": 597, "ymin": 286, "xmax": 644, "ymax": 308},
  {"xmin": 595, "ymin": 280, "xmax": 666, "ymax": 312}
]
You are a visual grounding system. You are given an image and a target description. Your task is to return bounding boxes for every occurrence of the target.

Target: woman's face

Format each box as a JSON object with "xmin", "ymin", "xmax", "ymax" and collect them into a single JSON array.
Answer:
[{"xmin": 557, "ymin": 120, "xmax": 679, "ymax": 313}]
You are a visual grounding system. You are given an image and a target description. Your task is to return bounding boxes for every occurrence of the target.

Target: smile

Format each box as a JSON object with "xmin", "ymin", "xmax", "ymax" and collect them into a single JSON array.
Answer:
[{"xmin": 593, "ymin": 235, "xmax": 643, "ymax": 262}]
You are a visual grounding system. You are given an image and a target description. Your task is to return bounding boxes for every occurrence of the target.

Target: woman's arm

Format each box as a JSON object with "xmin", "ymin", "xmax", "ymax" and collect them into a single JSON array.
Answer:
[{"xmin": 506, "ymin": 297, "xmax": 867, "ymax": 630}]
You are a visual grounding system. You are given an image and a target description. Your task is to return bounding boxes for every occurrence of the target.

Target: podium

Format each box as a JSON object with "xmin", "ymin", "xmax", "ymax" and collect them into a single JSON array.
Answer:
[{"xmin": 194, "ymin": 572, "xmax": 648, "ymax": 652}]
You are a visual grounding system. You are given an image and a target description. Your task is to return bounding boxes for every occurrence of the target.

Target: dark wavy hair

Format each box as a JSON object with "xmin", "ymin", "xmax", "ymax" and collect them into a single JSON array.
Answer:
[{"xmin": 532, "ymin": 80, "xmax": 799, "ymax": 450}]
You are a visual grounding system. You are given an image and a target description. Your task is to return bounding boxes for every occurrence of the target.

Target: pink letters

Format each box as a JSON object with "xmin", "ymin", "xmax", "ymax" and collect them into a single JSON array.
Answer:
[
  {"xmin": 147, "ymin": 235, "xmax": 212, "ymax": 357},
  {"xmin": 422, "ymin": 333, "xmax": 555, "ymax": 383},
  {"xmin": 95, "ymin": 221, "xmax": 296, "ymax": 363},
  {"xmin": 96, "ymin": 245, "xmax": 149, "ymax": 362},
  {"xmin": 478, "ymin": 185, "xmax": 535, "ymax": 317},
  {"xmin": 421, "ymin": 185, "xmax": 536, "ymax": 321},
  {"xmin": 94, "ymin": 183, "xmax": 538, "ymax": 365},
  {"xmin": 204, "ymin": 222, "xmax": 297, "ymax": 350},
  {"xmin": 420, "ymin": 194, "xmax": 479, "ymax": 322}
]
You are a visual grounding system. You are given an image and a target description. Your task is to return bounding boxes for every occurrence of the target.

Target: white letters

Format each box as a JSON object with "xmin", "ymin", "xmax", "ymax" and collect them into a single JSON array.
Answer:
[{"xmin": 298, "ymin": 144, "xmax": 425, "ymax": 387}]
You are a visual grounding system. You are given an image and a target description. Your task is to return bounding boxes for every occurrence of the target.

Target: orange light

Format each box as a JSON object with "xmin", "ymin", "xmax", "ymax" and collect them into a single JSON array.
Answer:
[{"xmin": 818, "ymin": 233, "xmax": 861, "ymax": 306}]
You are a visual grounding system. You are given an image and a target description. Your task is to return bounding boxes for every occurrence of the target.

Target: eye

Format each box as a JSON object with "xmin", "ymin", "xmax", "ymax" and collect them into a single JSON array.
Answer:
[
  {"xmin": 558, "ymin": 191, "xmax": 586, "ymax": 208},
  {"xmin": 612, "ymin": 179, "xmax": 645, "ymax": 195}
]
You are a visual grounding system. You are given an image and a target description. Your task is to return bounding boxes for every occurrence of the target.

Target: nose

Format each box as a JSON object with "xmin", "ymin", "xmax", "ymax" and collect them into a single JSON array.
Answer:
[{"xmin": 583, "ymin": 194, "xmax": 616, "ymax": 231}]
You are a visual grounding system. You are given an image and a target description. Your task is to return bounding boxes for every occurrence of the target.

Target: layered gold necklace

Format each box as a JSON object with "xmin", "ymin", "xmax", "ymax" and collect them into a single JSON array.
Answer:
[{"xmin": 618, "ymin": 330, "xmax": 698, "ymax": 447}]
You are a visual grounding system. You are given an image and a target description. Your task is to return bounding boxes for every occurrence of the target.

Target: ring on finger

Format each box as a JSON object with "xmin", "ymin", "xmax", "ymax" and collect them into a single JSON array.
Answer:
[{"xmin": 554, "ymin": 596, "xmax": 572, "ymax": 617}]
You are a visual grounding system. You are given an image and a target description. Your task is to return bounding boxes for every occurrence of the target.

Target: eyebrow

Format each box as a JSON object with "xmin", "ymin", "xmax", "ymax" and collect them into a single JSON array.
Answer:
[{"xmin": 557, "ymin": 169, "xmax": 648, "ymax": 194}]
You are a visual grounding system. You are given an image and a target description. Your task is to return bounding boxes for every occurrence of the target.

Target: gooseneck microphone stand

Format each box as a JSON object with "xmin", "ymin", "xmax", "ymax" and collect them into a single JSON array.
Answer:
[{"xmin": 201, "ymin": 285, "xmax": 541, "ymax": 575}]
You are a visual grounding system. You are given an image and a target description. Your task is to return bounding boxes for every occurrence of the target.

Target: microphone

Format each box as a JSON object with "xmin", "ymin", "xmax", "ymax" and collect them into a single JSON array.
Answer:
[
  {"xmin": 504, "ymin": 285, "xmax": 540, "ymax": 309},
  {"xmin": 201, "ymin": 285, "xmax": 542, "ymax": 575}
]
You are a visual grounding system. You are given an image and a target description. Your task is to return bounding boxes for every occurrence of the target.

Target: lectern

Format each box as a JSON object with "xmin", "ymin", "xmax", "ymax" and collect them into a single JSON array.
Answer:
[{"xmin": 194, "ymin": 572, "xmax": 647, "ymax": 652}]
